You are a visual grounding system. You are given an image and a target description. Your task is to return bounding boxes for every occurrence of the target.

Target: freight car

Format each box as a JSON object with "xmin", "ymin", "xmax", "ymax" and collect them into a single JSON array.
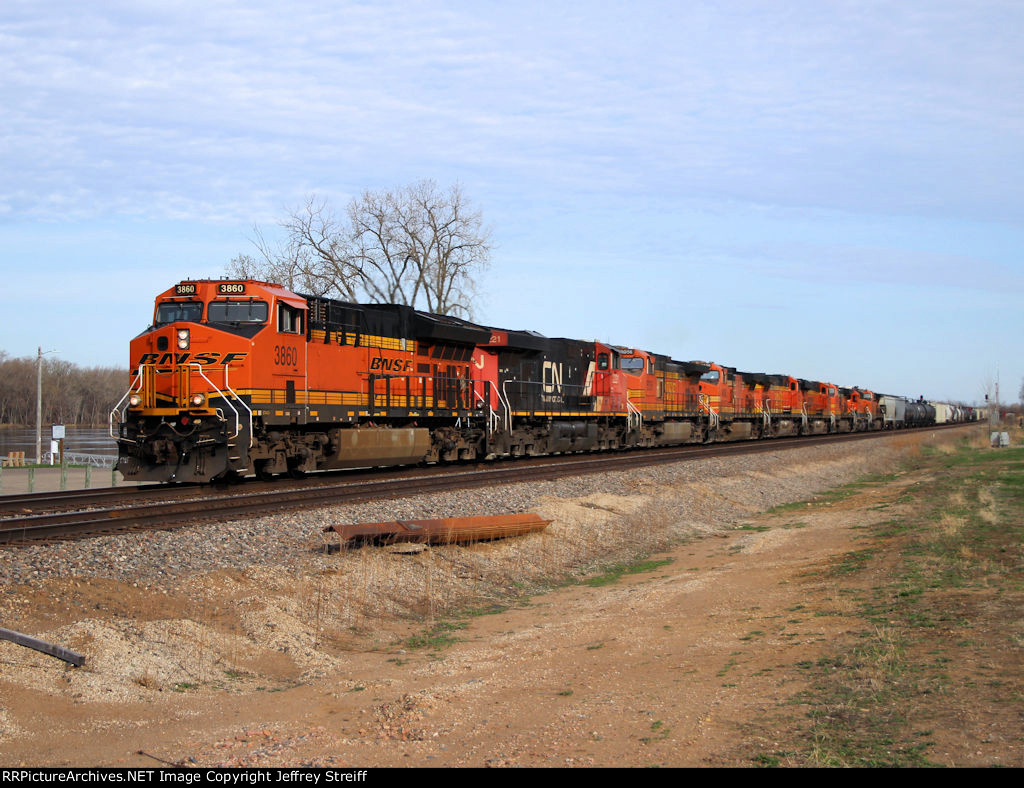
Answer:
[{"xmin": 111, "ymin": 279, "xmax": 941, "ymax": 483}]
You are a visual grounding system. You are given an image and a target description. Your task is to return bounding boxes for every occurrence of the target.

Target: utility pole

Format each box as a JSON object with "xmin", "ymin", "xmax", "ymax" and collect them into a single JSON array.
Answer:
[{"xmin": 35, "ymin": 346, "xmax": 59, "ymax": 465}]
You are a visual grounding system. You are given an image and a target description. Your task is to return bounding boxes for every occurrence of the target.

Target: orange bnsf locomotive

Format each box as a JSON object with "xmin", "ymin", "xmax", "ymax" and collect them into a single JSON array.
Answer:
[{"xmin": 112, "ymin": 279, "xmax": 951, "ymax": 484}]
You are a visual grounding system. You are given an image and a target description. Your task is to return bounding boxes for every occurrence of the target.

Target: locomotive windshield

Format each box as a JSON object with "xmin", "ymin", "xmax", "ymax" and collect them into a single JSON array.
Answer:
[
  {"xmin": 700, "ymin": 370, "xmax": 720, "ymax": 383},
  {"xmin": 208, "ymin": 300, "xmax": 268, "ymax": 324},
  {"xmin": 155, "ymin": 301, "xmax": 202, "ymax": 325}
]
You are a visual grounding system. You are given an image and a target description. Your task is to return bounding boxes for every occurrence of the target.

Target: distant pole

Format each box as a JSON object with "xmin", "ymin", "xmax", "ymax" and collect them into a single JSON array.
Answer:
[
  {"xmin": 35, "ymin": 346, "xmax": 58, "ymax": 465},
  {"xmin": 35, "ymin": 347, "xmax": 42, "ymax": 465}
]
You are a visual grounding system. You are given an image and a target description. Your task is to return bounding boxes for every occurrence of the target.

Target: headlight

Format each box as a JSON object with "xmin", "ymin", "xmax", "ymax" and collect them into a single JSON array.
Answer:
[
  {"xmin": 177, "ymin": 329, "xmax": 190, "ymax": 349},
  {"xmin": 190, "ymin": 393, "xmax": 205, "ymax": 407},
  {"xmin": 128, "ymin": 393, "xmax": 142, "ymax": 407}
]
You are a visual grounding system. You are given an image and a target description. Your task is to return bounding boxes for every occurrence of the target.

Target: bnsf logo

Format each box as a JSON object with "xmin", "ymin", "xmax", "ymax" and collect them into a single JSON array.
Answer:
[
  {"xmin": 137, "ymin": 352, "xmax": 248, "ymax": 366},
  {"xmin": 370, "ymin": 357, "xmax": 413, "ymax": 372}
]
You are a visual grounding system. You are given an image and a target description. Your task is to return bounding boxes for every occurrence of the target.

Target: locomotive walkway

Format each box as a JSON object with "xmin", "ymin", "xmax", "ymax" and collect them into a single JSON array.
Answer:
[{"xmin": 0, "ymin": 424, "xmax": 973, "ymax": 546}]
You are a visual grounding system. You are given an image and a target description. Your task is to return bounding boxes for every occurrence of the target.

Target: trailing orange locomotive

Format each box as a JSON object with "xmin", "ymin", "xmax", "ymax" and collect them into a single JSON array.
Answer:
[{"xmin": 112, "ymin": 279, "xmax": 950, "ymax": 483}]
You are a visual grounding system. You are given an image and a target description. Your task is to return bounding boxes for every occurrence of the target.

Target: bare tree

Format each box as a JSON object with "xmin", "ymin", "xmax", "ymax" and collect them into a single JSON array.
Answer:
[
  {"xmin": 403, "ymin": 181, "xmax": 491, "ymax": 316},
  {"xmin": 226, "ymin": 218, "xmax": 336, "ymax": 298},
  {"xmin": 228, "ymin": 181, "xmax": 491, "ymax": 316}
]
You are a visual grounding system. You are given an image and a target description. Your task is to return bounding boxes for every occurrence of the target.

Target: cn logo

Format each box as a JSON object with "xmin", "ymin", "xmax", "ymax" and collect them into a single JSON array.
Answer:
[{"xmin": 542, "ymin": 361, "xmax": 563, "ymax": 394}]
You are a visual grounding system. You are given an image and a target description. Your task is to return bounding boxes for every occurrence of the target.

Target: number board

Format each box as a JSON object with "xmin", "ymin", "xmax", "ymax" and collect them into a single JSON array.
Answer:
[
  {"xmin": 217, "ymin": 283, "xmax": 246, "ymax": 294},
  {"xmin": 175, "ymin": 283, "xmax": 197, "ymax": 295}
]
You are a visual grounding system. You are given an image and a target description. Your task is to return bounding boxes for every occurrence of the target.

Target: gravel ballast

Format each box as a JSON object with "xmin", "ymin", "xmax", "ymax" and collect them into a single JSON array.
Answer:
[{"xmin": 0, "ymin": 438, "xmax": 907, "ymax": 587}]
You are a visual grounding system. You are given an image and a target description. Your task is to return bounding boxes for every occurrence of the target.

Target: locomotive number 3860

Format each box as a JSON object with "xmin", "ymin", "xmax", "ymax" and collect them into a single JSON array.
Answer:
[{"xmin": 274, "ymin": 345, "xmax": 298, "ymax": 367}]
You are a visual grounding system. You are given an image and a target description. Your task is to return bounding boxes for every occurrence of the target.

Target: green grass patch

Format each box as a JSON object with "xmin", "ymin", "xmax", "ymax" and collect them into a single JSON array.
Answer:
[
  {"xmin": 717, "ymin": 657, "xmax": 739, "ymax": 677},
  {"xmin": 831, "ymin": 549, "xmax": 875, "ymax": 575},
  {"xmin": 405, "ymin": 620, "xmax": 468, "ymax": 651},
  {"xmin": 582, "ymin": 558, "xmax": 672, "ymax": 587},
  {"xmin": 766, "ymin": 500, "xmax": 815, "ymax": 514},
  {"xmin": 459, "ymin": 603, "xmax": 510, "ymax": 618},
  {"xmin": 640, "ymin": 720, "xmax": 671, "ymax": 744}
]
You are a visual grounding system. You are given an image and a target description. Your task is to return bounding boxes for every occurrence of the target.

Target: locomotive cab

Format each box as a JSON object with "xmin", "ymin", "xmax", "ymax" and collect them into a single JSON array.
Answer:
[{"xmin": 112, "ymin": 280, "xmax": 305, "ymax": 482}]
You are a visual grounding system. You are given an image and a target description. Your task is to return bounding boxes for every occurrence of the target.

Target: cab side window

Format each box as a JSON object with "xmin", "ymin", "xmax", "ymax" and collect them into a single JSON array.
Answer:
[{"xmin": 278, "ymin": 303, "xmax": 303, "ymax": 334}]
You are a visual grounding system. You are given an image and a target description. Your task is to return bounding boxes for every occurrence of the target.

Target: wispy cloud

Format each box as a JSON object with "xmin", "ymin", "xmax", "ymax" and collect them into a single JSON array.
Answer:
[{"xmin": 2, "ymin": 1, "xmax": 1023, "ymax": 223}]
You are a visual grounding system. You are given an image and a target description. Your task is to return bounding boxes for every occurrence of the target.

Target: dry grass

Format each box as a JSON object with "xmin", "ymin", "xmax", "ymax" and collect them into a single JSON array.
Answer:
[
  {"xmin": 977, "ymin": 487, "xmax": 999, "ymax": 525},
  {"xmin": 938, "ymin": 511, "xmax": 966, "ymax": 539},
  {"xmin": 889, "ymin": 432, "xmax": 926, "ymax": 457},
  {"xmin": 295, "ymin": 494, "xmax": 690, "ymax": 638},
  {"xmin": 133, "ymin": 670, "xmax": 161, "ymax": 689}
]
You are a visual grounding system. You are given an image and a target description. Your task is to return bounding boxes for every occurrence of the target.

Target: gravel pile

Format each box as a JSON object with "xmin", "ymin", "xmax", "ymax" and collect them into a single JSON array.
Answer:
[{"xmin": 0, "ymin": 440, "xmax": 901, "ymax": 588}]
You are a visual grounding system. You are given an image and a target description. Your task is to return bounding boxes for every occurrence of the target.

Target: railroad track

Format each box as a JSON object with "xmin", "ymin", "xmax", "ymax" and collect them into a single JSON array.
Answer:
[{"xmin": 0, "ymin": 424, "xmax": 976, "ymax": 546}]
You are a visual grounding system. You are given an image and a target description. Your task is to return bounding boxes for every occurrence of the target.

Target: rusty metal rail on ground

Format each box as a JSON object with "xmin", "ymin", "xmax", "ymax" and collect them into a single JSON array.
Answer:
[{"xmin": 325, "ymin": 513, "xmax": 551, "ymax": 547}]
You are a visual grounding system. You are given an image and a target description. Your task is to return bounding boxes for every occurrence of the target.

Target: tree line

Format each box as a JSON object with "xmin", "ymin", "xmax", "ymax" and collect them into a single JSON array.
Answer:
[{"xmin": 0, "ymin": 352, "xmax": 127, "ymax": 427}]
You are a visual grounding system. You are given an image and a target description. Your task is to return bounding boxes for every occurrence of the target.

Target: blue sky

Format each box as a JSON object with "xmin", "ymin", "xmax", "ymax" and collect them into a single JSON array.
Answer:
[{"xmin": 1, "ymin": 0, "xmax": 1021, "ymax": 404}]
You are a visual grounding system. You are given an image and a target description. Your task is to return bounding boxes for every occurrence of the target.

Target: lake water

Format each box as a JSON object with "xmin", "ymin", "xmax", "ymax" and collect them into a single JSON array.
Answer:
[{"xmin": 0, "ymin": 427, "xmax": 117, "ymax": 461}]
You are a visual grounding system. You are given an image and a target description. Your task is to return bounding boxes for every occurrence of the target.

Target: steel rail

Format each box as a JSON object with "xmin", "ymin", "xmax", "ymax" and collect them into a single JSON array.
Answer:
[{"xmin": 0, "ymin": 424, "xmax": 976, "ymax": 546}]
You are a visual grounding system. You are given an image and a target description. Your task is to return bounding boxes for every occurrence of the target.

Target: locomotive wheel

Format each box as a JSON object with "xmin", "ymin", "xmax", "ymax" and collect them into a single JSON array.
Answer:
[{"xmin": 254, "ymin": 461, "xmax": 275, "ymax": 482}]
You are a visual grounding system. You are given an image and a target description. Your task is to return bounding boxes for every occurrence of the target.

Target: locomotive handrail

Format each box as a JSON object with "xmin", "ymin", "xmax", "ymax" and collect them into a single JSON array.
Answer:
[
  {"xmin": 499, "ymin": 381, "xmax": 513, "ymax": 432},
  {"xmin": 472, "ymin": 382, "xmax": 500, "ymax": 435},
  {"xmin": 699, "ymin": 393, "xmax": 720, "ymax": 431},
  {"xmin": 627, "ymin": 397, "xmax": 643, "ymax": 431},
  {"xmin": 367, "ymin": 373, "xmax": 493, "ymax": 413},
  {"xmin": 109, "ymin": 365, "xmax": 146, "ymax": 438},
  {"xmin": 191, "ymin": 363, "xmax": 253, "ymax": 447},
  {"xmin": 224, "ymin": 364, "xmax": 255, "ymax": 447}
]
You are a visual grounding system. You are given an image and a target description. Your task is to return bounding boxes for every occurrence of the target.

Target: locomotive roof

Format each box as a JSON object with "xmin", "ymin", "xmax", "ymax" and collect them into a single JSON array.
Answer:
[
  {"xmin": 301, "ymin": 293, "xmax": 492, "ymax": 346},
  {"xmin": 411, "ymin": 310, "xmax": 493, "ymax": 345},
  {"xmin": 496, "ymin": 330, "xmax": 550, "ymax": 351},
  {"xmin": 676, "ymin": 361, "xmax": 711, "ymax": 376}
]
